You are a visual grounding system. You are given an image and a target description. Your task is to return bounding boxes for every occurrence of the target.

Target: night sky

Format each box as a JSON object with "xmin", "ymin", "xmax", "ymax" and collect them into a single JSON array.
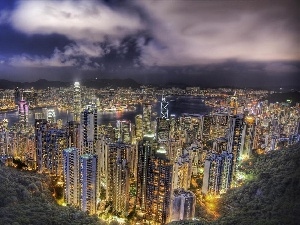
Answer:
[{"xmin": 0, "ymin": 0, "xmax": 299, "ymax": 87}]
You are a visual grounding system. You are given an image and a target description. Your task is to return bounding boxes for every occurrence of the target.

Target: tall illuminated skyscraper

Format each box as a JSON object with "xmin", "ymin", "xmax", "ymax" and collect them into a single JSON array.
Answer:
[
  {"xmin": 105, "ymin": 143, "xmax": 130, "ymax": 216},
  {"xmin": 136, "ymin": 134, "xmax": 156, "ymax": 210},
  {"xmin": 63, "ymin": 147, "xmax": 79, "ymax": 206},
  {"xmin": 227, "ymin": 114, "xmax": 244, "ymax": 177},
  {"xmin": 74, "ymin": 82, "xmax": 81, "ymax": 122},
  {"xmin": 80, "ymin": 105, "xmax": 97, "ymax": 155},
  {"xmin": 135, "ymin": 114, "xmax": 143, "ymax": 141},
  {"xmin": 145, "ymin": 149, "xmax": 173, "ymax": 224},
  {"xmin": 80, "ymin": 154, "xmax": 98, "ymax": 214},
  {"xmin": 161, "ymin": 95, "xmax": 169, "ymax": 119},
  {"xmin": 66, "ymin": 121, "xmax": 80, "ymax": 148},
  {"xmin": 142, "ymin": 103, "xmax": 152, "ymax": 134},
  {"xmin": 18, "ymin": 97, "xmax": 29, "ymax": 128}
]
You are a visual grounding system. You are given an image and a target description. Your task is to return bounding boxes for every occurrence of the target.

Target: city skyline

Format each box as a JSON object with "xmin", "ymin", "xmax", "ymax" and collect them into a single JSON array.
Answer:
[{"xmin": 0, "ymin": 0, "xmax": 299, "ymax": 87}]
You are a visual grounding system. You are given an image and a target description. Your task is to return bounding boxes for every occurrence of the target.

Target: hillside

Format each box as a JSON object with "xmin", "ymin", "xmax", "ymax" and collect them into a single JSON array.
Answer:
[
  {"xmin": 214, "ymin": 143, "xmax": 300, "ymax": 225},
  {"xmin": 0, "ymin": 164, "xmax": 104, "ymax": 225}
]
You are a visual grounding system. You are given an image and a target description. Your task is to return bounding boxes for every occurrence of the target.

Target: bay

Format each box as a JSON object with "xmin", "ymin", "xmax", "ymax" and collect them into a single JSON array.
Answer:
[{"xmin": 0, "ymin": 96, "xmax": 210, "ymax": 127}]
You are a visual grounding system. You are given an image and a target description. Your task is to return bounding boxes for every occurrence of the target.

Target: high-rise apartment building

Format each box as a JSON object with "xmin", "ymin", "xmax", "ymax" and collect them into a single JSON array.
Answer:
[
  {"xmin": 80, "ymin": 154, "xmax": 98, "ymax": 214},
  {"xmin": 202, "ymin": 151, "xmax": 233, "ymax": 195},
  {"xmin": 63, "ymin": 147, "xmax": 79, "ymax": 206},
  {"xmin": 145, "ymin": 150, "xmax": 173, "ymax": 224},
  {"xmin": 80, "ymin": 105, "xmax": 97, "ymax": 155},
  {"xmin": 227, "ymin": 114, "xmax": 244, "ymax": 177},
  {"xmin": 136, "ymin": 134, "xmax": 157, "ymax": 210},
  {"xmin": 170, "ymin": 189, "xmax": 196, "ymax": 222}
]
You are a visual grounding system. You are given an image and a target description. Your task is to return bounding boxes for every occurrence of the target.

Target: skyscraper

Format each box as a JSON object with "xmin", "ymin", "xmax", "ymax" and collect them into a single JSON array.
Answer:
[
  {"xmin": 145, "ymin": 149, "xmax": 173, "ymax": 224},
  {"xmin": 80, "ymin": 105, "xmax": 97, "ymax": 155},
  {"xmin": 80, "ymin": 154, "xmax": 98, "ymax": 214},
  {"xmin": 227, "ymin": 114, "xmax": 244, "ymax": 178},
  {"xmin": 170, "ymin": 189, "xmax": 196, "ymax": 222},
  {"xmin": 202, "ymin": 151, "xmax": 233, "ymax": 195},
  {"xmin": 136, "ymin": 133, "xmax": 156, "ymax": 210},
  {"xmin": 66, "ymin": 121, "xmax": 80, "ymax": 148},
  {"xmin": 142, "ymin": 103, "xmax": 152, "ymax": 135},
  {"xmin": 63, "ymin": 147, "xmax": 79, "ymax": 206},
  {"xmin": 73, "ymin": 82, "xmax": 81, "ymax": 122},
  {"xmin": 18, "ymin": 97, "xmax": 29, "ymax": 128},
  {"xmin": 160, "ymin": 95, "xmax": 169, "ymax": 119}
]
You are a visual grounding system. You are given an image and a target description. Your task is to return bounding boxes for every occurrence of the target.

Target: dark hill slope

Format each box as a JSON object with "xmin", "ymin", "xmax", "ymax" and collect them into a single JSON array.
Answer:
[
  {"xmin": 215, "ymin": 143, "xmax": 300, "ymax": 225},
  {"xmin": 0, "ymin": 165, "xmax": 104, "ymax": 225}
]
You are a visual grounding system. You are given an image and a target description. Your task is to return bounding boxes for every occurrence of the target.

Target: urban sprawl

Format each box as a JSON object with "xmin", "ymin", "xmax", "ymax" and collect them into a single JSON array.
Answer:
[{"xmin": 0, "ymin": 83, "xmax": 299, "ymax": 224}]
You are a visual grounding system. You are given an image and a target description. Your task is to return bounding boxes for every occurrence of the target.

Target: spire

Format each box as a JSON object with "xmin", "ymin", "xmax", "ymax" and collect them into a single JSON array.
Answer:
[{"xmin": 160, "ymin": 94, "xmax": 169, "ymax": 119}]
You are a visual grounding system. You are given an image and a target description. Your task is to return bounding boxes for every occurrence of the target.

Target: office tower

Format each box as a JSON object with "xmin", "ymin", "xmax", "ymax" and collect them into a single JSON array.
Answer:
[
  {"xmin": 80, "ymin": 105, "xmax": 97, "ymax": 155},
  {"xmin": 74, "ymin": 82, "xmax": 81, "ymax": 122},
  {"xmin": 135, "ymin": 114, "xmax": 143, "ymax": 141},
  {"xmin": 145, "ymin": 149, "xmax": 173, "ymax": 224},
  {"xmin": 47, "ymin": 109, "xmax": 56, "ymax": 124},
  {"xmin": 170, "ymin": 189, "xmax": 196, "ymax": 222},
  {"xmin": 227, "ymin": 114, "xmax": 244, "ymax": 176},
  {"xmin": 136, "ymin": 134, "xmax": 156, "ymax": 210},
  {"xmin": 63, "ymin": 147, "xmax": 79, "ymax": 206},
  {"xmin": 202, "ymin": 151, "xmax": 233, "ymax": 195},
  {"xmin": 172, "ymin": 151, "xmax": 192, "ymax": 190},
  {"xmin": 156, "ymin": 117, "xmax": 170, "ymax": 143},
  {"xmin": 66, "ymin": 121, "xmax": 80, "ymax": 148},
  {"xmin": 142, "ymin": 103, "xmax": 152, "ymax": 134},
  {"xmin": 80, "ymin": 154, "xmax": 98, "ymax": 214},
  {"xmin": 35, "ymin": 119, "xmax": 67, "ymax": 175},
  {"xmin": 18, "ymin": 97, "xmax": 29, "ymax": 128},
  {"xmin": 161, "ymin": 95, "xmax": 169, "ymax": 119},
  {"xmin": 116, "ymin": 120, "xmax": 132, "ymax": 144}
]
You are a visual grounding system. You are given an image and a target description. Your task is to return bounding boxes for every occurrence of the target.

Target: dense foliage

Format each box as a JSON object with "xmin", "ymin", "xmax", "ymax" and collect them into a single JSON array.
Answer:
[
  {"xmin": 214, "ymin": 143, "xmax": 300, "ymax": 225},
  {"xmin": 0, "ymin": 164, "xmax": 104, "ymax": 225}
]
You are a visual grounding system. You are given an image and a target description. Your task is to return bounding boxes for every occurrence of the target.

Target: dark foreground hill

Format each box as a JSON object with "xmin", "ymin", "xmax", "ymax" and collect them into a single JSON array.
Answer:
[
  {"xmin": 0, "ymin": 165, "xmax": 104, "ymax": 225},
  {"xmin": 215, "ymin": 143, "xmax": 300, "ymax": 225},
  {"xmin": 169, "ymin": 143, "xmax": 300, "ymax": 225}
]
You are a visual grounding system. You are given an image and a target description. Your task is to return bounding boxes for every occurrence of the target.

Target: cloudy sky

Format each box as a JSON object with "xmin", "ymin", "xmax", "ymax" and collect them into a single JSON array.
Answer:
[{"xmin": 0, "ymin": 0, "xmax": 299, "ymax": 87}]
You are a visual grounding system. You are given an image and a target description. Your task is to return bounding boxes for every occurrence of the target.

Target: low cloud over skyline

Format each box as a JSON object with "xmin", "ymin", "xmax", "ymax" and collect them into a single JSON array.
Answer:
[{"xmin": 0, "ymin": 0, "xmax": 299, "ymax": 86}]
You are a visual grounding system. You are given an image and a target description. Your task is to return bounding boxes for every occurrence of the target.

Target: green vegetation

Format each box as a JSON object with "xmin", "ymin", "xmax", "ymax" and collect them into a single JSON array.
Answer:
[
  {"xmin": 214, "ymin": 143, "xmax": 300, "ymax": 225},
  {"xmin": 0, "ymin": 164, "xmax": 105, "ymax": 225}
]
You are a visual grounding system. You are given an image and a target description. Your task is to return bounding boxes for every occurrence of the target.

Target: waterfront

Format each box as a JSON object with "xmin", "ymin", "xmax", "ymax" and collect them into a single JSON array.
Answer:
[{"xmin": 0, "ymin": 96, "xmax": 211, "ymax": 127}]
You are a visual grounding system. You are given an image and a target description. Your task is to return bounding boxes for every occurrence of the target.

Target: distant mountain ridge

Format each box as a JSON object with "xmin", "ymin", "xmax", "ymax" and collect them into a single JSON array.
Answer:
[{"xmin": 0, "ymin": 78, "xmax": 140, "ymax": 89}]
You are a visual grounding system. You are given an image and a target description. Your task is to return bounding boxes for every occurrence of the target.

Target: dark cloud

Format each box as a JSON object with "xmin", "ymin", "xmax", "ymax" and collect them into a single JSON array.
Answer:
[{"xmin": 0, "ymin": 0, "xmax": 299, "ymax": 87}]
